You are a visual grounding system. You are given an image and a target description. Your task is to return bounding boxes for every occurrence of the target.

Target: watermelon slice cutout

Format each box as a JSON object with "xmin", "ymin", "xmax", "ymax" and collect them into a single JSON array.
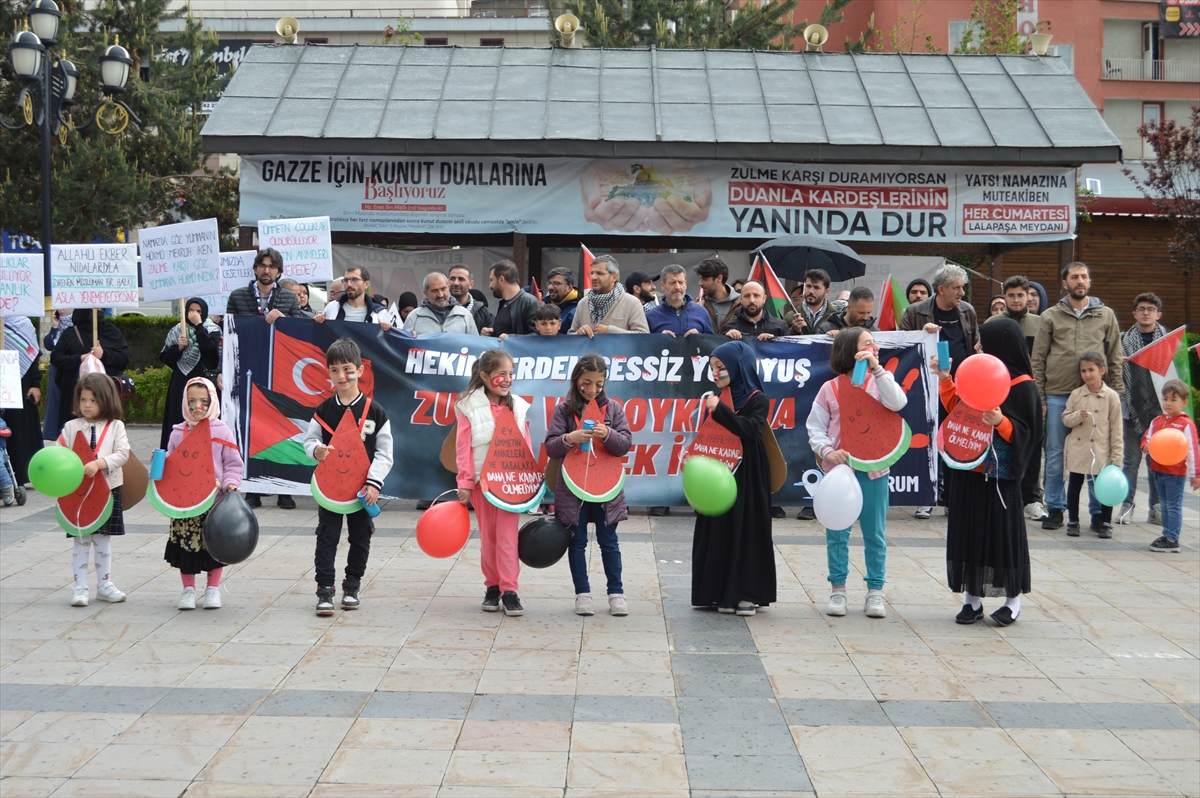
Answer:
[
  {"xmin": 56, "ymin": 431, "xmax": 113, "ymax": 536},
  {"xmin": 562, "ymin": 400, "xmax": 627, "ymax": 503},
  {"xmin": 311, "ymin": 408, "xmax": 372, "ymax": 514},
  {"xmin": 150, "ymin": 418, "xmax": 219, "ymax": 519},
  {"xmin": 937, "ymin": 401, "xmax": 992, "ymax": 470},
  {"xmin": 683, "ymin": 389, "xmax": 743, "ymax": 473},
  {"xmin": 837, "ymin": 376, "xmax": 912, "ymax": 471},
  {"xmin": 480, "ymin": 406, "xmax": 546, "ymax": 514}
]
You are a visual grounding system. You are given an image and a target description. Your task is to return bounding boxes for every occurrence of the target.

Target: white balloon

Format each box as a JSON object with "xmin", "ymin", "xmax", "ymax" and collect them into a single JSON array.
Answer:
[{"xmin": 813, "ymin": 464, "xmax": 863, "ymax": 531}]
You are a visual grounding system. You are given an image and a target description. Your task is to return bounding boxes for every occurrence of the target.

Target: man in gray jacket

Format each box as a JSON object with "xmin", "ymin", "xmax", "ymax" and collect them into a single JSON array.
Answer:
[
  {"xmin": 1031, "ymin": 262, "xmax": 1124, "ymax": 530},
  {"xmin": 403, "ymin": 272, "xmax": 478, "ymax": 336}
]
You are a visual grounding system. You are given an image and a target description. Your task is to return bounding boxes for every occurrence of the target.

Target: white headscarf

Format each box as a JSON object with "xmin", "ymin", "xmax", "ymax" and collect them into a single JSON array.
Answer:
[{"xmin": 182, "ymin": 377, "xmax": 220, "ymax": 426}]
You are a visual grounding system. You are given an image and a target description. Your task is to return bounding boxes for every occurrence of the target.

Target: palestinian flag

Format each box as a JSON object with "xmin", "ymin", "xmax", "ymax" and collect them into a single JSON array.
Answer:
[
  {"xmin": 747, "ymin": 253, "xmax": 790, "ymax": 318},
  {"xmin": 878, "ymin": 276, "xmax": 909, "ymax": 332},
  {"xmin": 1127, "ymin": 326, "xmax": 1194, "ymax": 417},
  {"xmin": 581, "ymin": 243, "xmax": 595, "ymax": 292},
  {"xmin": 271, "ymin": 329, "xmax": 375, "ymax": 407},
  {"xmin": 248, "ymin": 383, "xmax": 317, "ymax": 466}
]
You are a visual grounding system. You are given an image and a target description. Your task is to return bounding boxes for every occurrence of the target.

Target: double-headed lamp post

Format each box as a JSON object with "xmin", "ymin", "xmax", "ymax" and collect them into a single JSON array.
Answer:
[{"xmin": 2, "ymin": 0, "xmax": 139, "ymax": 286}]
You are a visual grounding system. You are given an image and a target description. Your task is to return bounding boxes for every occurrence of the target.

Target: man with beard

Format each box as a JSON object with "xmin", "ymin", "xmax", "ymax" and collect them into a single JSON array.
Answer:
[
  {"xmin": 786, "ymin": 269, "xmax": 839, "ymax": 335},
  {"xmin": 483, "ymin": 260, "xmax": 539, "ymax": 337},
  {"xmin": 545, "ymin": 267, "xmax": 580, "ymax": 333},
  {"xmin": 1117, "ymin": 293, "xmax": 1167, "ymax": 525},
  {"xmin": 403, "ymin": 272, "xmax": 478, "ymax": 336},
  {"xmin": 449, "ymin": 265, "xmax": 494, "ymax": 334},
  {"xmin": 818, "ymin": 286, "xmax": 878, "ymax": 336},
  {"xmin": 646, "ymin": 264, "xmax": 713, "ymax": 337},
  {"xmin": 1031, "ymin": 262, "xmax": 1124, "ymax": 531},
  {"xmin": 315, "ymin": 266, "xmax": 392, "ymax": 330},
  {"xmin": 695, "ymin": 257, "xmax": 740, "ymax": 332},
  {"xmin": 624, "ymin": 269, "xmax": 659, "ymax": 309},
  {"xmin": 722, "ymin": 281, "xmax": 788, "ymax": 341},
  {"xmin": 570, "ymin": 255, "xmax": 650, "ymax": 336}
]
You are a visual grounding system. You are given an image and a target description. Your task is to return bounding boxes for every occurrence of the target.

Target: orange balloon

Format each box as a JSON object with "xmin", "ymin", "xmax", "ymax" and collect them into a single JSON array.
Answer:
[
  {"xmin": 1148, "ymin": 428, "xmax": 1189, "ymax": 467},
  {"xmin": 416, "ymin": 501, "xmax": 471, "ymax": 558}
]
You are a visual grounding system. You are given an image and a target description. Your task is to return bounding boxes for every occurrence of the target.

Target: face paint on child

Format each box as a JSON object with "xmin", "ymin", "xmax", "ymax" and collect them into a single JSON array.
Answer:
[{"xmin": 186, "ymin": 386, "xmax": 211, "ymax": 422}]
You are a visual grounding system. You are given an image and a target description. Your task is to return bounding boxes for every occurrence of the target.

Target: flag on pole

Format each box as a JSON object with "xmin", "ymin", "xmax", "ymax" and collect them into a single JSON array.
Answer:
[
  {"xmin": 747, "ymin": 253, "xmax": 790, "ymax": 318},
  {"xmin": 1127, "ymin": 326, "xmax": 1194, "ymax": 416},
  {"xmin": 580, "ymin": 243, "xmax": 595, "ymax": 292},
  {"xmin": 531, "ymin": 277, "xmax": 543, "ymax": 303},
  {"xmin": 878, "ymin": 276, "xmax": 910, "ymax": 331}
]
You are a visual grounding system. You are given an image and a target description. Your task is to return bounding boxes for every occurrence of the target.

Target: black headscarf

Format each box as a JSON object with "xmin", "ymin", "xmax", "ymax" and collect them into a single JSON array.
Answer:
[
  {"xmin": 186, "ymin": 297, "xmax": 210, "ymax": 324},
  {"xmin": 397, "ymin": 292, "xmax": 418, "ymax": 312},
  {"xmin": 978, "ymin": 318, "xmax": 1040, "ymax": 481}
]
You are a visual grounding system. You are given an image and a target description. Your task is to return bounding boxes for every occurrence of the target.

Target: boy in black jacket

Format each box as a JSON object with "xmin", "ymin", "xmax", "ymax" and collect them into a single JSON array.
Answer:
[{"xmin": 303, "ymin": 338, "xmax": 394, "ymax": 616}]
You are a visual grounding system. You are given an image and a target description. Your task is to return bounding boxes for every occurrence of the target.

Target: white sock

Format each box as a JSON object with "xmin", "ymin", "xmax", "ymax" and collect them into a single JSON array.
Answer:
[
  {"xmin": 1004, "ymin": 595, "xmax": 1021, "ymax": 618},
  {"xmin": 71, "ymin": 538, "xmax": 91, "ymax": 585},
  {"xmin": 867, "ymin": 588, "xmax": 884, "ymax": 597},
  {"xmin": 964, "ymin": 592, "xmax": 982, "ymax": 610},
  {"xmin": 92, "ymin": 536, "xmax": 113, "ymax": 585}
]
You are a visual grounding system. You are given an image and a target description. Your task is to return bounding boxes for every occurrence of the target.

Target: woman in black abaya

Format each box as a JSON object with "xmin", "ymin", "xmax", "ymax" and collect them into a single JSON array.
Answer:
[
  {"xmin": 159, "ymin": 297, "xmax": 222, "ymax": 449},
  {"xmin": 49, "ymin": 309, "xmax": 130, "ymax": 434},
  {"xmin": 937, "ymin": 318, "xmax": 1040, "ymax": 626},
  {"xmin": 691, "ymin": 340, "xmax": 776, "ymax": 615}
]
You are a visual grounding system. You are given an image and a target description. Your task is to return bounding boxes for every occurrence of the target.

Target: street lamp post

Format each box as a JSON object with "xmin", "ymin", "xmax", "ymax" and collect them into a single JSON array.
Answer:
[{"xmin": 2, "ymin": 0, "xmax": 139, "ymax": 286}]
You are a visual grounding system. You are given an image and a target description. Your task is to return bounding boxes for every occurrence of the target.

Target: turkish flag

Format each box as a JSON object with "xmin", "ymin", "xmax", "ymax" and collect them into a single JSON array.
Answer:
[
  {"xmin": 581, "ymin": 243, "xmax": 595, "ymax": 291},
  {"xmin": 271, "ymin": 330, "xmax": 375, "ymax": 406}
]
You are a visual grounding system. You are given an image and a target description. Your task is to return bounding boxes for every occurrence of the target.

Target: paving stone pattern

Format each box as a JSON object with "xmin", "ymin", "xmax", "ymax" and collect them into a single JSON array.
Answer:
[{"xmin": 1, "ymin": 426, "xmax": 1197, "ymax": 797}]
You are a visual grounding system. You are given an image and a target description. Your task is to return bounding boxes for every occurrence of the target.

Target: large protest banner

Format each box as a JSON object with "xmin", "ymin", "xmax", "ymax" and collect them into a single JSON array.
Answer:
[
  {"xmin": 0, "ymin": 253, "xmax": 44, "ymax": 317},
  {"xmin": 49, "ymin": 244, "xmax": 139, "ymax": 308},
  {"xmin": 241, "ymin": 156, "xmax": 1076, "ymax": 244},
  {"xmin": 223, "ymin": 317, "xmax": 937, "ymax": 505},
  {"xmin": 138, "ymin": 219, "xmax": 221, "ymax": 303}
]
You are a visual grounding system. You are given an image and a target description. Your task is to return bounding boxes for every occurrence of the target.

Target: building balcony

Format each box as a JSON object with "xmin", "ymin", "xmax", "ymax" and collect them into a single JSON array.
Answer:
[
  {"xmin": 1102, "ymin": 57, "xmax": 1200, "ymax": 83},
  {"xmin": 1117, "ymin": 136, "xmax": 1152, "ymax": 161}
]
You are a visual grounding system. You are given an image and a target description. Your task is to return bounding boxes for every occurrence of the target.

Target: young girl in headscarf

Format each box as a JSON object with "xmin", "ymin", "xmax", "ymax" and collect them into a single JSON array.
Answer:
[
  {"xmin": 159, "ymin": 297, "xmax": 222, "ymax": 449},
  {"xmin": 691, "ymin": 340, "xmax": 776, "ymax": 616},
  {"xmin": 163, "ymin": 377, "xmax": 243, "ymax": 611},
  {"xmin": 935, "ymin": 318, "xmax": 1041, "ymax": 626}
]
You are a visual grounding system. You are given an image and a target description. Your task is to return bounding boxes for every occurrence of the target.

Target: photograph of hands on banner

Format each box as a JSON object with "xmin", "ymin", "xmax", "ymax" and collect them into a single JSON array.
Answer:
[{"xmin": 580, "ymin": 162, "xmax": 713, "ymax": 235}]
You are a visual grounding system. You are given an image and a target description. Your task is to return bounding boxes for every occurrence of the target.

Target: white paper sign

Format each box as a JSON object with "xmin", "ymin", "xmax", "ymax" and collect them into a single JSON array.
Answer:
[
  {"xmin": 50, "ymin": 244, "xmax": 139, "ymax": 308},
  {"xmin": 0, "ymin": 253, "xmax": 45, "ymax": 317},
  {"xmin": 193, "ymin": 250, "xmax": 256, "ymax": 315},
  {"xmin": 138, "ymin": 218, "xmax": 221, "ymax": 303},
  {"xmin": 257, "ymin": 216, "xmax": 333, "ymax": 281},
  {"xmin": 0, "ymin": 350, "xmax": 20, "ymax": 409}
]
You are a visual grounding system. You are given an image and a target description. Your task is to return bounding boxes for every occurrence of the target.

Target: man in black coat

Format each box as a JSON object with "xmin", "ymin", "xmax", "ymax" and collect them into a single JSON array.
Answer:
[
  {"xmin": 722, "ymin": 281, "xmax": 789, "ymax": 341},
  {"xmin": 483, "ymin": 260, "xmax": 539, "ymax": 338},
  {"xmin": 818, "ymin": 286, "xmax": 879, "ymax": 336}
]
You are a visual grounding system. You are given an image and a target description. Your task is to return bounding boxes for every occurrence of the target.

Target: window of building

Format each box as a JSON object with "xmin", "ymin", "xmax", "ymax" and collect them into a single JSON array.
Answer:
[
  {"xmin": 948, "ymin": 20, "xmax": 980, "ymax": 52},
  {"xmin": 480, "ymin": 38, "xmax": 504, "ymax": 46},
  {"xmin": 1050, "ymin": 43, "xmax": 1073, "ymax": 72},
  {"xmin": 1142, "ymin": 22, "xmax": 1160, "ymax": 60},
  {"xmin": 425, "ymin": 37, "xmax": 449, "ymax": 46}
]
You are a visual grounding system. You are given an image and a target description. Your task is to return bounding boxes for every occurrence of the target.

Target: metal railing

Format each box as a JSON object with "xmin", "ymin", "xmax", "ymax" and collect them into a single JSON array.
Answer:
[
  {"xmin": 1117, "ymin": 137, "xmax": 1151, "ymax": 161},
  {"xmin": 1102, "ymin": 57, "xmax": 1200, "ymax": 83}
]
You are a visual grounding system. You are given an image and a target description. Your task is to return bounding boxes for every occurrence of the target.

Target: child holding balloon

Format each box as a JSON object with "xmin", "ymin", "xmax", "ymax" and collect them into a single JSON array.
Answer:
[
  {"xmin": 1143, "ymin": 379, "xmax": 1200, "ymax": 553},
  {"xmin": 544, "ymin": 354, "xmax": 633, "ymax": 617},
  {"xmin": 1061, "ymin": 352, "xmax": 1123, "ymax": 539},
  {"xmin": 807, "ymin": 327, "xmax": 907, "ymax": 619},
  {"xmin": 456, "ymin": 349, "xmax": 532, "ymax": 616},
  {"xmin": 163, "ymin": 377, "xmax": 243, "ymax": 610},
  {"xmin": 59, "ymin": 374, "xmax": 131, "ymax": 607}
]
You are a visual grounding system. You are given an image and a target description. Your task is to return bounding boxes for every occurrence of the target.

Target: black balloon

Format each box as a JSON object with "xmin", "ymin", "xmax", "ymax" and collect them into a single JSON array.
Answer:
[
  {"xmin": 517, "ymin": 517, "xmax": 571, "ymax": 569},
  {"xmin": 202, "ymin": 491, "xmax": 260, "ymax": 565}
]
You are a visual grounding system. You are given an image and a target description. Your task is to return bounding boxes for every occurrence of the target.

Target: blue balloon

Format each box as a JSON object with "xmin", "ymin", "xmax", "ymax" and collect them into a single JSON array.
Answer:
[{"xmin": 1093, "ymin": 464, "xmax": 1128, "ymax": 508}]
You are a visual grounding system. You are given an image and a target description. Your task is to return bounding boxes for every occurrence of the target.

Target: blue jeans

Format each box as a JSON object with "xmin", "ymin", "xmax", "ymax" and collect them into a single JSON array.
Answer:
[
  {"xmin": 1123, "ymin": 419, "xmax": 1159, "ymax": 508},
  {"xmin": 569, "ymin": 503, "xmax": 623, "ymax": 595},
  {"xmin": 826, "ymin": 470, "xmax": 889, "ymax": 590},
  {"xmin": 1151, "ymin": 472, "xmax": 1185, "ymax": 542},
  {"xmin": 1044, "ymin": 394, "xmax": 1071, "ymax": 512}
]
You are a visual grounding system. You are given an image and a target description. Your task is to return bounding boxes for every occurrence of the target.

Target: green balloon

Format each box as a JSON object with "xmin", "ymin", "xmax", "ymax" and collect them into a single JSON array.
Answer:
[
  {"xmin": 684, "ymin": 456, "xmax": 737, "ymax": 517},
  {"xmin": 1093, "ymin": 464, "xmax": 1128, "ymax": 508},
  {"xmin": 28, "ymin": 446, "xmax": 85, "ymax": 498}
]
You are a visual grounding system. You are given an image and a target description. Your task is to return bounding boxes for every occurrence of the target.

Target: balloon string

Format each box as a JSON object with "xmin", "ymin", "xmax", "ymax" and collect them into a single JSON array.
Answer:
[
  {"xmin": 989, "ymin": 445, "xmax": 1006, "ymax": 510},
  {"xmin": 69, "ymin": 474, "xmax": 101, "ymax": 537}
]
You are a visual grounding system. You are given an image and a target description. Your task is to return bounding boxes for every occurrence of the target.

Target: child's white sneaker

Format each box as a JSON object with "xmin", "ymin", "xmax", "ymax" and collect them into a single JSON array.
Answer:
[
  {"xmin": 203, "ymin": 586, "xmax": 222, "ymax": 609},
  {"xmin": 575, "ymin": 594, "xmax": 594, "ymax": 616},
  {"xmin": 71, "ymin": 585, "xmax": 89, "ymax": 607},
  {"xmin": 96, "ymin": 582, "xmax": 126, "ymax": 603},
  {"xmin": 608, "ymin": 594, "xmax": 628, "ymax": 616},
  {"xmin": 864, "ymin": 590, "xmax": 887, "ymax": 618},
  {"xmin": 826, "ymin": 591, "xmax": 847, "ymax": 616},
  {"xmin": 178, "ymin": 587, "xmax": 197, "ymax": 610}
]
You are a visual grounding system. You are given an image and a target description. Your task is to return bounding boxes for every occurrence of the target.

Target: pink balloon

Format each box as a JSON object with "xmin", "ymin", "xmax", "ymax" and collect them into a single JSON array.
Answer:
[{"xmin": 955, "ymin": 354, "xmax": 1010, "ymax": 410}]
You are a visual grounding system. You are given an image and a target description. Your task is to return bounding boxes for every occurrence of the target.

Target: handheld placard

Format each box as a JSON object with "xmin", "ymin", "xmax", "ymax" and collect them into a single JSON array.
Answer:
[
  {"xmin": 851, "ymin": 358, "xmax": 868, "ymax": 387},
  {"xmin": 937, "ymin": 341, "xmax": 950, "ymax": 372}
]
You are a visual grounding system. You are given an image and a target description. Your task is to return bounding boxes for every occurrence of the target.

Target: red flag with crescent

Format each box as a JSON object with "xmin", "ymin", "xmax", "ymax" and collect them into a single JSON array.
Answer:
[{"xmin": 271, "ymin": 330, "xmax": 375, "ymax": 407}]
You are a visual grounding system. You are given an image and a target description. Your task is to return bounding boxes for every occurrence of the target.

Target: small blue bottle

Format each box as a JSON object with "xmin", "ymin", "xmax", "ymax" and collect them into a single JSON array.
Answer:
[
  {"xmin": 580, "ymin": 419, "xmax": 596, "ymax": 452},
  {"xmin": 358, "ymin": 489, "xmax": 381, "ymax": 517},
  {"xmin": 150, "ymin": 449, "xmax": 167, "ymax": 480},
  {"xmin": 851, "ymin": 358, "xmax": 868, "ymax": 387}
]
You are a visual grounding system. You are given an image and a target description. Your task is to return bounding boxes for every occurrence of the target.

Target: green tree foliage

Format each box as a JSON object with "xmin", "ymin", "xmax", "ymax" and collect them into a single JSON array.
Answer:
[
  {"xmin": 558, "ymin": 0, "xmax": 873, "ymax": 52},
  {"xmin": 0, "ymin": 0, "xmax": 239, "ymax": 247},
  {"xmin": 952, "ymin": 0, "xmax": 1039, "ymax": 55}
]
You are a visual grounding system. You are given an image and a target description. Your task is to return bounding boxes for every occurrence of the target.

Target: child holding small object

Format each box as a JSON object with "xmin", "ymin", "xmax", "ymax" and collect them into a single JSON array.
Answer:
[
  {"xmin": 163, "ymin": 377, "xmax": 243, "ymax": 610},
  {"xmin": 1061, "ymin": 352, "xmax": 1123, "ymax": 539},
  {"xmin": 1143, "ymin": 379, "xmax": 1200, "ymax": 553}
]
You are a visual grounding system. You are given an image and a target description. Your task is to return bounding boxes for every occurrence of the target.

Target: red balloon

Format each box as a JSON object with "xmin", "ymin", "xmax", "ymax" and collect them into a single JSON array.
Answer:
[
  {"xmin": 955, "ymin": 354, "xmax": 1010, "ymax": 410},
  {"xmin": 416, "ymin": 501, "xmax": 470, "ymax": 558},
  {"xmin": 1148, "ymin": 428, "xmax": 1189, "ymax": 466}
]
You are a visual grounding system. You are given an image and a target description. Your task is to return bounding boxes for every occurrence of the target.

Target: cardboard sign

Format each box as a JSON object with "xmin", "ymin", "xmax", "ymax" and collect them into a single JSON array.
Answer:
[
  {"xmin": 937, "ymin": 400, "xmax": 992, "ymax": 469},
  {"xmin": 138, "ymin": 218, "xmax": 221, "ymax": 303},
  {"xmin": 0, "ymin": 253, "xmax": 45, "ymax": 317},
  {"xmin": 257, "ymin": 216, "xmax": 333, "ymax": 281},
  {"xmin": 0, "ymin": 350, "xmax": 21, "ymax": 409},
  {"xmin": 837, "ymin": 375, "xmax": 912, "ymax": 472},
  {"xmin": 192, "ymin": 250, "xmax": 255, "ymax": 316},
  {"xmin": 481, "ymin": 405, "xmax": 545, "ymax": 512},
  {"xmin": 50, "ymin": 244, "xmax": 139, "ymax": 308},
  {"xmin": 683, "ymin": 389, "xmax": 743, "ymax": 472}
]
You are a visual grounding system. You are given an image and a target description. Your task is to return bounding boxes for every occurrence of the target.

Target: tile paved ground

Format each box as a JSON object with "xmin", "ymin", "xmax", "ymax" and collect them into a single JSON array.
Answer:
[{"xmin": 2, "ymin": 425, "xmax": 1198, "ymax": 797}]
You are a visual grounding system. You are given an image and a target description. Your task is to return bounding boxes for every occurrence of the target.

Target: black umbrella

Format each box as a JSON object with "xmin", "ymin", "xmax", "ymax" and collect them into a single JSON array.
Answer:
[{"xmin": 751, "ymin": 235, "xmax": 866, "ymax": 283}]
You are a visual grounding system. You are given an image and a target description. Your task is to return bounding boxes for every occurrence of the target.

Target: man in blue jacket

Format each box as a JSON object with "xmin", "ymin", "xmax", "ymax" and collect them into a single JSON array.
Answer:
[
  {"xmin": 545, "ymin": 266, "xmax": 579, "ymax": 334},
  {"xmin": 645, "ymin": 264, "xmax": 714, "ymax": 337}
]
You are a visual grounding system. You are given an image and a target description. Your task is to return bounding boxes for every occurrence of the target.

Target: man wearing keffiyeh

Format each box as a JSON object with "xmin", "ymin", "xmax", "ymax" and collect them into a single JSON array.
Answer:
[
  {"xmin": 1117, "ymin": 293, "xmax": 1168, "ymax": 525},
  {"xmin": 568, "ymin": 254, "xmax": 649, "ymax": 338}
]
